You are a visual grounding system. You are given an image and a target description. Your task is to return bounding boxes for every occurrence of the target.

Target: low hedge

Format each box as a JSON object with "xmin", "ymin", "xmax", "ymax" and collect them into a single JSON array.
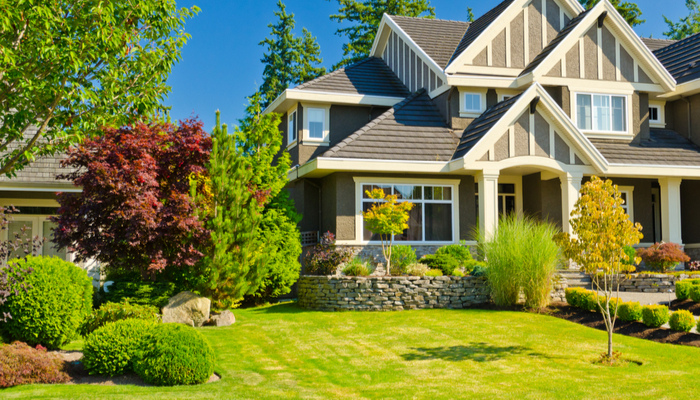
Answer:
[
  {"xmin": 642, "ymin": 305, "xmax": 670, "ymax": 328},
  {"xmin": 669, "ymin": 310, "xmax": 695, "ymax": 332},
  {"xmin": 83, "ymin": 319, "xmax": 156, "ymax": 376},
  {"xmin": 617, "ymin": 302, "xmax": 643, "ymax": 322},
  {"xmin": 565, "ymin": 288, "xmax": 621, "ymax": 314}
]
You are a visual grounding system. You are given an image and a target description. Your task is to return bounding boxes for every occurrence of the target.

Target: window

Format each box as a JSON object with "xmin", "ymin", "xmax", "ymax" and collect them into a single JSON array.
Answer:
[
  {"xmin": 5, "ymin": 215, "xmax": 67, "ymax": 261},
  {"xmin": 307, "ymin": 108, "xmax": 325, "ymax": 140},
  {"xmin": 649, "ymin": 106, "xmax": 659, "ymax": 123},
  {"xmin": 618, "ymin": 186, "xmax": 634, "ymax": 222},
  {"xmin": 287, "ymin": 110, "xmax": 297, "ymax": 144},
  {"xmin": 361, "ymin": 183, "xmax": 454, "ymax": 242},
  {"xmin": 576, "ymin": 93, "xmax": 627, "ymax": 133},
  {"xmin": 474, "ymin": 183, "xmax": 516, "ymax": 219},
  {"xmin": 463, "ymin": 93, "xmax": 482, "ymax": 112}
]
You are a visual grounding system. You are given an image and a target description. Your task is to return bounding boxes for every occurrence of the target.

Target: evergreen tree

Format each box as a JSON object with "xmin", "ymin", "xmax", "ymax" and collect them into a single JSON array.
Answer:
[
  {"xmin": 578, "ymin": 0, "xmax": 644, "ymax": 27},
  {"xmin": 664, "ymin": 0, "xmax": 700, "ymax": 40},
  {"xmin": 467, "ymin": 7, "xmax": 475, "ymax": 23},
  {"xmin": 329, "ymin": 0, "xmax": 435, "ymax": 68},
  {"xmin": 258, "ymin": 1, "xmax": 325, "ymax": 107}
]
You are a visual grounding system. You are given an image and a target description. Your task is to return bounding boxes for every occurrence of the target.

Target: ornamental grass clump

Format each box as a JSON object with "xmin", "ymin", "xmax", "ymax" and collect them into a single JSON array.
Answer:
[
  {"xmin": 483, "ymin": 214, "xmax": 561, "ymax": 310},
  {"xmin": 342, "ymin": 257, "xmax": 372, "ymax": 277},
  {"xmin": 390, "ymin": 245, "xmax": 416, "ymax": 275},
  {"xmin": 642, "ymin": 305, "xmax": 670, "ymax": 328},
  {"xmin": 669, "ymin": 310, "xmax": 695, "ymax": 332},
  {"xmin": 637, "ymin": 242, "xmax": 690, "ymax": 273}
]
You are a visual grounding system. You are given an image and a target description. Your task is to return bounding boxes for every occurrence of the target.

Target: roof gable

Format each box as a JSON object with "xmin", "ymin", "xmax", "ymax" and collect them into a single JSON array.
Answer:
[{"xmin": 388, "ymin": 16, "xmax": 470, "ymax": 69}]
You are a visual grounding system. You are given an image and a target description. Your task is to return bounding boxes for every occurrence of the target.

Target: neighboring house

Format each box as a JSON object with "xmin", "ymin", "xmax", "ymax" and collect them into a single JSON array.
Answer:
[{"xmin": 266, "ymin": 0, "xmax": 700, "ymax": 259}]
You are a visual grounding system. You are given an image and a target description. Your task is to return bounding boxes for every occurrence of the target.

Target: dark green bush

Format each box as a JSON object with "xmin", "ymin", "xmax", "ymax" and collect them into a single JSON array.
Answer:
[
  {"xmin": 565, "ymin": 288, "xmax": 588, "ymax": 308},
  {"xmin": 622, "ymin": 245, "xmax": 637, "ymax": 265},
  {"xmin": 690, "ymin": 285, "xmax": 700, "ymax": 303},
  {"xmin": 419, "ymin": 254, "xmax": 460, "ymax": 276},
  {"xmin": 435, "ymin": 244, "xmax": 472, "ymax": 265},
  {"xmin": 83, "ymin": 319, "xmax": 156, "ymax": 376},
  {"xmin": 617, "ymin": 301, "xmax": 643, "ymax": 322},
  {"xmin": 80, "ymin": 300, "xmax": 160, "ymax": 336},
  {"xmin": 669, "ymin": 310, "xmax": 695, "ymax": 332},
  {"xmin": 134, "ymin": 323, "xmax": 215, "ymax": 386},
  {"xmin": 676, "ymin": 281, "xmax": 693, "ymax": 301},
  {"xmin": 642, "ymin": 305, "xmax": 670, "ymax": 328},
  {"xmin": 0, "ymin": 256, "xmax": 92, "ymax": 349},
  {"xmin": 463, "ymin": 259, "xmax": 486, "ymax": 274},
  {"xmin": 101, "ymin": 279, "xmax": 177, "ymax": 309},
  {"xmin": 390, "ymin": 245, "xmax": 416, "ymax": 275},
  {"xmin": 470, "ymin": 264, "xmax": 487, "ymax": 277},
  {"xmin": 424, "ymin": 269, "xmax": 443, "ymax": 277}
]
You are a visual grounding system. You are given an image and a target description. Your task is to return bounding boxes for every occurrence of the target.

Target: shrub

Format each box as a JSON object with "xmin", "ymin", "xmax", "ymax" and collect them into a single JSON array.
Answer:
[
  {"xmin": 688, "ymin": 260, "xmax": 700, "ymax": 271},
  {"xmin": 669, "ymin": 310, "xmax": 695, "ymax": 332},
  {"xmin": 435, "ymin": 244, "xmax": 472, "ymax": 266},
  {"xmin": 406, "ymin": 263, "xmax": 428, "ymax": 277},
  {"xmin": 390, "ymin": 245, "xmax": 416, "ymax": 275},
  {"xmin": 425, "ymin": 269, "xmax": 443, "ymax": 277},
  {"xmin": 622, "ymin": 245, "xmax": 637, "ymax": 266},
  {"xmin": 642, "ymin": 305, "xmax": 670, "ymax": 328},
  {"xmin": 637, "ymin": 242, "xmax": 690, "ymax": 273},
  {"xmin": 464, "ymin": 259, "xmax": 486, "ymax": 275},
  {"xmin": 342, "ymin": 258, "xmax": 372, "ymax": 277},
  {"xmin": 80, "ymin": 300, "xmax": 160, "ymax": 336},
  {"xmin": 565, "ymin": 288, "xmax": 588, "ymax": 308},
  {"xmin": 83, "ymin": 319, "xmax": 156, "ymax": 376},
  {"xmin": 452, "ymin": 269, "xmax": 465, "ymax": 277},
  {"xmin": 134, "ymin": 323, "xmax": 215, "ymax": 386},
  {"xmin": 419, "ymin": 254, "xmax": 460, "ymax": 276},
  {"xmin": 0, "ymin": 342, "xmax": 68, "ymax": 388},
  {"xmin": 470, "ymin": 264, "xmax": 487, "ymax": 277},
  {"xmin": 676, "ymin": 281, "xmax": 693, "ymax": 301},
  {"xmin": 690, "ymin": 285, "xmax": 700, "ymax": 303},
  {"xmin": 101, "ymin": 279, "xmax": 177, "ymax": 309},
  {"xmin": 0, "ymin": 256, "xmax": 92, "ymax": 349},
  {"xmin": 304, "ymin": 232, "xmax": 352, "ymax": 275},
  {"xmin": 617, "ymin": 302, "xmax": 643, "ymax": 322}
]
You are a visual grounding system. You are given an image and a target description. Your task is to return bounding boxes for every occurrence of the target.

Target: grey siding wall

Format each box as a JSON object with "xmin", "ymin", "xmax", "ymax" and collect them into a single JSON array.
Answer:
[
  {"xmin": 682, "ymin": 180, "xmax": 700, "ymax": 244},
  {"xmin": 522, "ymin": 173, "xmax": 562, "ymax": 228},
  {"xmin": 666, "ymin": 93, "xmax": 700, "ymax": 148},
  {"xmin": 382, "ymin": 30, "xmax": 444, "ymax": 92}
]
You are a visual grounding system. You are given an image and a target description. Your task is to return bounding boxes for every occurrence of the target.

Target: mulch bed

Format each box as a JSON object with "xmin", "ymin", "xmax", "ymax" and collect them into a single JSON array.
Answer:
[{"xmin": 669, "ymin": 299, "xmax": 700, "ymax": 316}]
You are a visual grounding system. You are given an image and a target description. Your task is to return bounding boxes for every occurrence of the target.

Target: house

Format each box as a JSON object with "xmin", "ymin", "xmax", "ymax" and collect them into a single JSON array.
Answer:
[{"xmin": 265, "ymin": 0, "xmax": 700, "ymax": 260}]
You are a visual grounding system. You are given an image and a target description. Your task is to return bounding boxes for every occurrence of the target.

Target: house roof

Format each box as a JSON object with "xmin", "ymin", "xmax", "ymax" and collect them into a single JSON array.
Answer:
[
  {"xmin": 641, "ymin": 37, "xmax": 676, "ymax": 52},
  {"xmin": 451, "ymin": 94, "xmax": 522, "ymax": 160},
  {"xmin": 653, "ymin": 33, "xmax": 700, "ymax": 84},
  {"xmin": 388, "ymin": 15, "xmax": 470, "ymax": 69},
  {"xmin": 0, "ymin": 126, "xmax": 73, "ymax": 187},
  {"xmin": 293, "ymin": 57, "xmax": 409, "ymax": 98},
  {"xmin": 448, "ymin": 0, "xmax": 515, "ymax": 66},
  {"xmin": 322, "ymin": 89, "xmax": 458, "ymax": 161},
  {"xmin": 590, "ymin": 129, "xmax": 700, "ymax": 166}
]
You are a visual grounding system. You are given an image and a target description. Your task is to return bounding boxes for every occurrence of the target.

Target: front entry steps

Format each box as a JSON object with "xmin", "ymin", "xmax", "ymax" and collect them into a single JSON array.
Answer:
[{"xmin": 559, "ymin": 270, "xmax": 592, "ymax": 289}]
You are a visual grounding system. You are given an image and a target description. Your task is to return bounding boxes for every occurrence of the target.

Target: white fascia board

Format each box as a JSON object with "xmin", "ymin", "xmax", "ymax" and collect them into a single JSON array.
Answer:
[
  {"xmin": 264, "ymin": 89, "xmax": 405, "ymax": 115},
  {"xmin": 370, "ymin": 15, "xmax": 392, "ymax": 58},
  {"xmin": 292, "ymin": 157, "xmax": 453, "ymax": 179},
  {"xmin": 0, "ymin": 183, "xmax": 81, "ymax": 192},
  {"xmin": 446, "ymin": 74, "xmax": 518, "ymax": 88},
  {"xmin": 659, "ymin": 78, "xmax": 700, "ymax": 100},
  {"xmin": 605, "ymin": 164, "xmax": 700, "ymax": 178}
]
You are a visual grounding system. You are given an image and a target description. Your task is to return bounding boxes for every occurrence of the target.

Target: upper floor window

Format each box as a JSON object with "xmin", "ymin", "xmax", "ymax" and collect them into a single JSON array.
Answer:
[
  {"xmin": 575, "ymin": 93, "xmax": 627, "ymax": 134},
  {"xmin": 463, "ymin": 93, "xmax": 482, "ymax": 112},
  {"xmin": 303, "ymin": 104, "xmax": 330, "ymax": 143},
  {"xmin": 288, "ymin": 110, "xmax": 297, "ymax": 144}
]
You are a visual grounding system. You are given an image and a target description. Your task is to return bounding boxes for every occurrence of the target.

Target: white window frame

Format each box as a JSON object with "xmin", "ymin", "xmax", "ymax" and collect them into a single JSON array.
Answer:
[
  {"xmin": 287, "ymin": 108, "xmax": 297, "ymax": 149},
  {"xmin": 618, "ymin": 185, "xmax": 635, "ymax": 222},
  {"xmin": 458, "ymin": 88, "xmax": 487, "ymax": 118},
  {"xmin": 301, "ymin": 103, "xmax": 330, "ymax": 145},
  {"xmin": 350, "ymin": 177, "xmax": 460, "ymax": 245},
  {"xmin": 0, "ymin": 209, "xmax": 70, "ymax": 262},
  {"xmin": 573, "ymin": 91, "xmax": 632, "ymax": 137},
  {"xmin": 648, "ymin": 101, "xmax": 666, "ymax": 128}
]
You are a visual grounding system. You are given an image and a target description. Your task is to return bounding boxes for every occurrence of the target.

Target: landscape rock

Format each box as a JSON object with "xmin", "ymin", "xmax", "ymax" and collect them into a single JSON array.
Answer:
[
  {"xmin": 207, "ymin": 310, "xmax": 235, "ymax": 327},
  {"xmin": 162, "ymin": 291, "xmax": 211, "ymax": 327}
]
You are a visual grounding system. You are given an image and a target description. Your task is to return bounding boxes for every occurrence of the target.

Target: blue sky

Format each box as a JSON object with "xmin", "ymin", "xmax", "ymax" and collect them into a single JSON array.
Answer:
[{"xmin": 166, "ymin": 0, "xmax": 690, "ymax": 131}]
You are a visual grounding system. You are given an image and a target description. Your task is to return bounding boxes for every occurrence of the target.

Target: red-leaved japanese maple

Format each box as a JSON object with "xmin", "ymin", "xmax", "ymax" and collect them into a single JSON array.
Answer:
[{"xmin": 52, "ymin": 119, "xmax": 212, "ymax": 279}]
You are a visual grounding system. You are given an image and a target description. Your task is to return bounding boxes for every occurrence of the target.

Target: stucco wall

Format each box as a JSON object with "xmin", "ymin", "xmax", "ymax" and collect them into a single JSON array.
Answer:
[
  {"xmin": 681, "ymin": 180, "xmax": 700, "ymax": 244},
  {"xmin": 666, "ymin": 93, "xmax": 700, "ymax": 148},
  {"xmin": 522, "ymin": 173, "xmax": 562, "ymax": 228},
  {"xmin": 510, "ymin": 10, "xmax": 525, "ymax": 69}
]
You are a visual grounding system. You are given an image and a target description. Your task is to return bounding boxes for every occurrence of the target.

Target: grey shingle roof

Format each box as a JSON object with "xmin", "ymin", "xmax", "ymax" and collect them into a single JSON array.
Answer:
[
  {"xmin": 520, "ymin": 8, "xmax": 591, "ymax": 77},
  {"xmin": 590, "ymin": 129, "xmax": 700, "ymax": 166},
  {"xmin": 654, "ymin": 33, "xmax": 700, "ymax": 84},
  {"xmin": 641, "ymin": 37, "xmax": 676, "ymax": 52},
  {"xmin": 322, "ymin": 90, "xmax": 458, "ymax": 161},
  {"xmin": 293, "ymin": 57, "xmax": 409, "ymax": 97},
  {"xmin": 448, "ymin": 0, "xmax": 515, "ymax": 66},
  {"xmin": 0, "ymin": 126, "xmax": 73, "ymax": 186},
  {"xmin": 452, "ymin": 94, "xmax": 522, "ymax": 160},
  {"xmin": 388, "ymin": 15, "xmax": 470, "ymax": 69}
]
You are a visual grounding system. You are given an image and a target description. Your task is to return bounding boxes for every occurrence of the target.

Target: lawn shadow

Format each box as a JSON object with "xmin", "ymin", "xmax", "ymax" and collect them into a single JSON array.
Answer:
[
  {"xmin": 250, "ymin": 302, "xmax": 311, "ymax": 314},
  {"xmin": 401, "ymin": 342, "xmax": 549, "ymax": 362}
]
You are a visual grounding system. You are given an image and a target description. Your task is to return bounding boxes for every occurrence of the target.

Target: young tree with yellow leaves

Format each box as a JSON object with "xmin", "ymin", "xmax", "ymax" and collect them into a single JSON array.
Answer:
[
  {"xmin": 362, "ymin": 189, "xmax": 414, "ymax": 276},
  {"xmin": 557, "ymin": 176, "xmax": 643, "ymax": 363}
]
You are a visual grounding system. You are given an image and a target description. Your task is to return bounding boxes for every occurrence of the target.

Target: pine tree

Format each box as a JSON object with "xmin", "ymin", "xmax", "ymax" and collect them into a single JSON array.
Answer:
[
  {"xmin": 258, "ymin": 1, "xmax": 325, "ymax": 107},
  {"xmin": 579, "ymin": 0, "xmax": 644, "ymax": 27},
  {"xmin": 664, "ymin": 0, "xmax": 700, "ymax": 40},
  {"xmin": 329, "ymin": 0, "xmax": 435, "ymax": 69}
]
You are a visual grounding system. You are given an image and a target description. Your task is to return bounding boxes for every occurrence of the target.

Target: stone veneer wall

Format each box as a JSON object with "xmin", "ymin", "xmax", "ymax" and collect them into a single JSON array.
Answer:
[
  {"xmin": 615, "ymin": 273, "xmax": 694, "ymax": 293},
  {"xmin": 298, "ymin": 275, "xmax": 568, "ymax": 311}
]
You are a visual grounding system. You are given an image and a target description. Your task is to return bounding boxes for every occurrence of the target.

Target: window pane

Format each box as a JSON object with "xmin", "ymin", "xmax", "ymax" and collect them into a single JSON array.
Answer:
[
  {"xmin": 288, "ymin": 112, "xmax": 296, "ymax": 142},
  {"xmin": 394, "ymin": 204, "xmax": 422, "ymax": 241},
  {"xmin": 576, "ymin": 94, "xmax": 592, "ymax": 130},
  {"xmin": 504, "ymin": 196, "xmax": 516, "ymax": 215},
  {"xmin": 433, "ymin": 186, "xmax": 443, "ymax": 200},
  {"xmin": 8, "ymin": 221, "xmax": 32, "ymax": 260},
  {"xmin": 593, "ymin": 95, "xmax": 610, "ymax": 131},
  {"xmin": 363, "ymin": 202, "xmax": 382, "ymax": 241},
  {"xmin": 612, "ymin": 96, "xmax": 626, "ymax": 132},
  {"xmin": 649, "ymin": 107, "xmax": 658, "ymax": 121},
  {"xmin": 363, "ymin": 184, "xmax": 392, "ymax": 198},
  {"xmin": 498, "ymin": 184, "xmax": 515, "ymax": 194},
  {"xmin": 394, "ymin": 185, "xmax": 421, "ymax": 200},
  {"xmin": 425, "ymin": 204, "xmax": 452, "ymax": 241},
  {"xmin": 442, "ymin": 187, "xmax": 452, "ymax": 200},
  {"xmin": 464, "ymin": 94, "xmax": 480, "ymax": 111},
  {"xmin": 308, "ymin": 108, "xmax": 325, "ymax": 139},
  {"xmin": 424, "ymin": 186, "xmax": 433, "ymax": 200},
  {"xmin": 42, "ymin": 221, "xmax": 66, "ymax": 260}
]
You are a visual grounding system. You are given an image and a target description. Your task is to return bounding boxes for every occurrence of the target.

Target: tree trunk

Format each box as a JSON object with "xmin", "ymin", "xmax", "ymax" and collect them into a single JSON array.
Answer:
[{"xmin": 608, "ymin": 324, "xmax": 613, "ymax": 361}]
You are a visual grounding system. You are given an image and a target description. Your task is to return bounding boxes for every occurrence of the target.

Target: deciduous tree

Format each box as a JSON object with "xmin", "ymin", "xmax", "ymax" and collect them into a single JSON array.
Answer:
[
  {"xmin": 0, "ymin": 0, "xmax": 198, "ymax": 175},
  {"xmin": 579, "ymin": 0, "xmax": 644, "ymax": 27},
  {"xmin": 664, "ymin": 0, "xmax": 700, "ymax": 40}
]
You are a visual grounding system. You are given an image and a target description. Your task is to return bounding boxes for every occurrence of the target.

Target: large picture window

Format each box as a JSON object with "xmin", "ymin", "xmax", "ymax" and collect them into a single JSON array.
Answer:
[
  {"xmin": 361, "ymin": 183, "xmax": 454, "ymax": 242},
  {"xmin": 576, "ymin": 93, "xmax": 627, "ymax": 133}
]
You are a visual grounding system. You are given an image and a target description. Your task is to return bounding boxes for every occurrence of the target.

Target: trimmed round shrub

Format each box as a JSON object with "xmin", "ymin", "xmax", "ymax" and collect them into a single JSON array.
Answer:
[
  {"xmin": 669, "ymin": 310, "xmax": 695, "ymax": 332},
  {"xmin": 134, "ymin": 323, "xmax": 215, "ymax": 386},
  {"xmin": 676, "ymin": 281, "xmax": 693, "ymax": 301},
  {"xmin": 617, "ymin": 301, "xmax": 643, "ymax": 322},
  {"xmin": 83, "ymin": 319, "xmax": 156, "ymax": 376},
  {"xmin": 80, "ymin": 300, "xmax": 160, "ymax": 336},
  {"xmin": 435, "ymin": 244, "xmax": 472, "ymax": 265},
  {"xmin": 420, "ymin": 254, "xmax": 459, "ymax": 276},
  {"xmin": 0, "ymin": 256, "xmax": 92, "ymax": 349},
  {"xmin": 642, "ymin": 305, "xmax": 670, "ymax": 328},
  {"xmin": 565, "ymin": 287, "xmax": 588, "ymax": 308},
  {"xmin": 390, "ymin": 245, "xmax": 416, "ymax": 275},
  {"xmin": 0, "ymin": 342, "xmax": 68, "ymax": 388},
  {"xmin": 424, "ymin": 269, "xmax": 443, "ymax": 277},
  {"xmin": 690, "ymin": 286, "xmax": 700, "ymax": 303}
]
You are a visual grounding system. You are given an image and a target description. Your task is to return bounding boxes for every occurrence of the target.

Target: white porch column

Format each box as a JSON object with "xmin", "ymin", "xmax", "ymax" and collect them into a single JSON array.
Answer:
[
  {"xmin": 659, "ymin": 177, "xmax": 683, "ymax": 244},
  {"xmin": 560, "ymin": 172, "xmax": 583, "ymax": 235},
  {"xmin": 477, "ymin": 170, "xmax": 500, "ymax": 239}
]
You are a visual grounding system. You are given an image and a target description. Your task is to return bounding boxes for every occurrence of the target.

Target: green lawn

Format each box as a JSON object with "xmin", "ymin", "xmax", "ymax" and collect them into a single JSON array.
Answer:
[{"xmin": 4, "ymin": 303, "xmax": 699, "ymax": 399}]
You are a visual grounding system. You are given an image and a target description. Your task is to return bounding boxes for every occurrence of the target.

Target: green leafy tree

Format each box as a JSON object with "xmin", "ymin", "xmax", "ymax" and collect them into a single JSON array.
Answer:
[
  {"xmin": 664, "ymin": 0, "xmax": 700, "ymax": 40},
  {"xmin": 556, "ymin": 176, "xmax": 643, "ymax": 363},
  {"xmin": 579, "ymin": 0, "xmax": 644, "ymax": 27},
  {"xmin": 0, "ymin": 0, "xmax": 198, "ymax": 175},
  {"xmin": 467, "ymin": 7, "xmax": 475, "ymax": 23},
  {"xmin": 258, "ymin": 1, "xmax": 325, "ymax": 107},
  {"xmin": 362, "ymin": 188, "xmax": 414, "ymax": 275},
  {"xmin": 329, "ymin": 0, "xmax": 435, "ymax": 68}
]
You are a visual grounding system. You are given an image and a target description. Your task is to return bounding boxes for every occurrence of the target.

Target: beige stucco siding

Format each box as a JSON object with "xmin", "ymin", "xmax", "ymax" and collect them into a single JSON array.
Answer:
[
  {"xmin": 510, "ymin": 11, "xmax": 525, "ymax": 68},
  {"xmin": 554, "ymin": 134, "xmax": 569, "ymax": 163},
  {"xmin": 566, "ymin": 42, "xmax": 580, "ymax": 79},
  {"xmin": 619, "ymin": 46, "xmax": 634, "ymax": 82},
  {"xmin": 583, "ymin": 26, "xmax": 598, "ymax": 80},
  {"xmin": 546, "ymin": 61, "xmax": 562, "ymax": 77},
  {"xmin": 495, "ymin": 131, "xmax": 510, "ymax": 161},
  {"xmin": 602, "ymin": 26, "xmax": 617, "ymax": 81},
  {"xmin": 534, "ymin": 112, "xmax": 550, "ymax": 156},
  {"xmin": 492, "ymin": 29, "xmax": 507, "ymax": 68},
  {"xmin": 515, "ymin": 112, "xmax": 530, "ymax": 156},
  {"xmin": 528, "ymin": 0, "xmax": 543, "ymax": 62},
  {"xmin": 545, "ymin": 0, "xmax": 561, "ymax": 41},
  {"xmin": 473, "ymin": 47, "xmax": 488, "ymax": 66}
]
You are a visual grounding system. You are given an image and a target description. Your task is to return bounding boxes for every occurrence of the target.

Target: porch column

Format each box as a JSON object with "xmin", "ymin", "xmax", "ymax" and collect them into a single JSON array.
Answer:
[
  {"xmin": 659, "ymin": 177, "xmax": 683, "ymax": 244},
  {"xmin": 560, "ymin": 172, "xmax": 583, "ymax": 235},
  {"xmin": 477, "ymin": 170, "xmax": 500, "ymax": 239}
]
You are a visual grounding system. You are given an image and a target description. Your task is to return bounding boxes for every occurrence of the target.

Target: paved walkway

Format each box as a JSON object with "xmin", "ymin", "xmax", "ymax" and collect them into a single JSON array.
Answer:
[{"xmin": 616, "ymin": 291, "xmax": 676, "ymax": 306}]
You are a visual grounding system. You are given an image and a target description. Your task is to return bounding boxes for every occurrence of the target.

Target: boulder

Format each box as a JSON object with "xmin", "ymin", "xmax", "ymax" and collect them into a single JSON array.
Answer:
[
  {"xmin": 207, "ymin": 310, "xmax": 235, "ymax": 327},
  {"xmin": 162, "ymin": 291, "xmax": 211, "ymax": 327}
]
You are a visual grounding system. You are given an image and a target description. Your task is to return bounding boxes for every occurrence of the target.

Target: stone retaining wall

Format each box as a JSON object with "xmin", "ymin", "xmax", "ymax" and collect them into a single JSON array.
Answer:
[
  {"xmin": 615, "ymin": 274, "xmax": 693, "ymax": 293},
  {"xmin": 298, "ymin": 275, "xmax": 568, "ymax": 311}
]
